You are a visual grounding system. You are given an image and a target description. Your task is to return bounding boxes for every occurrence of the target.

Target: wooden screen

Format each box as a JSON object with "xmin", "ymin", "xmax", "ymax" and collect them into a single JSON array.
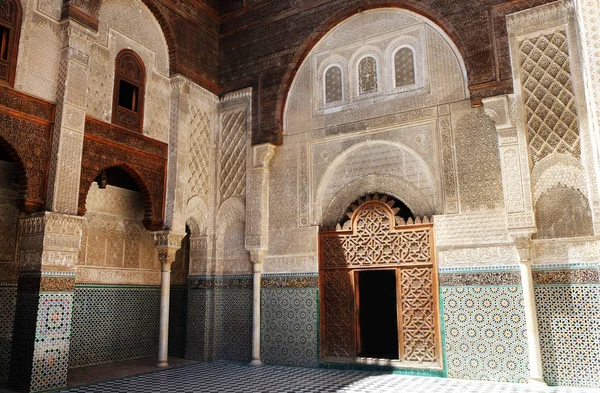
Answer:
[{"xmin": 319, "ymin": 200, "xmax": 440, "ymax": 365}]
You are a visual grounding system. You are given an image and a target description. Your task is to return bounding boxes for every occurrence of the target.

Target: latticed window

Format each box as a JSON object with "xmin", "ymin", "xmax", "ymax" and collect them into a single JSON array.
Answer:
[
  {"xmin": 0, "ymin": 0, "xmax": 21, "ymax": 86},
  {"xmin": 112, "ymin": 50, "xmax": 146, "ymax": 132},
  {"xmin": 358, "ymin": 56, "xmax": 378, "ymax": 94},
  {"xmin": 394, "ymin": 47, "xmax": 415, "ymax": 87},
  {"xmin": 324, "ymin": 66, "xmax": 343, "ymax": 103}
]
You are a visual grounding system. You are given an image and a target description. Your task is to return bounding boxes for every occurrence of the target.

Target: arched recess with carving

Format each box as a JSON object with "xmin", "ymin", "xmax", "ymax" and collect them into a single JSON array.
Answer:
[
  {"xmin": 276, "ymin": 3, "xmax": 468, "ymax": 137},
  {"xmin": 78, "ymin": 163, "xmax": 158, "ymax": 231},
  {"xmin": 216, "ymin": 197, "xmax": 250, "ymax": 272},
  {"xmin": 0, "ymin": 0, "xmax": 22, "ymax": 87},
  {"xmin": 315, "ymin": 141, "xmax": 437, "ymax": 225},
  {"xmin": 186, "ymin": 196, "xmax": 209, "ymax": 237}
]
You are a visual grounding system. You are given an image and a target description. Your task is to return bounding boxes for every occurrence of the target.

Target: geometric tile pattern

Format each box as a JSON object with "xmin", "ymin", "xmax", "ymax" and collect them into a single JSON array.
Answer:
[
  {"xmin": 8, "ymin": 291, "xmax": 74, "ymax": 392},
  {"xmin": 442, "ymin": 286, "xmax": 529, "ymax": 383},
  {"xmin": 535, "ymin": 285, "xmax": 600, "ymax": 388},
  {"xmin": 56, "ymin": 361, "xmax": 599, "ymax": 393},
  {"xmin": 70, "ymin": 285, "xmax": 187, "ymax": 368},
  {"xmin": 187, "ymin": 288, "xmax": 252, "ymax": 362},
  {"xmin": 261, "ymin": 288, "xmax": 318, "ymax": 368},
  {"xmin": 0, "ymin": 285, "xmax": 17, "ymax": 380}
]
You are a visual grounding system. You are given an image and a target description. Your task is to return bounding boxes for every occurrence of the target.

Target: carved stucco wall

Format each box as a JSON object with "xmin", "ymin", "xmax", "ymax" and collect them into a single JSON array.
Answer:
[
  {"xmin": 268, "ymin": 8, "xmax": 515, "ymax": 274},
  {"xmin": 508, "ymin": 2, "xmax": 596, "ymax": 246},
  {"xmin": 86, "ymin": 0, "xmax": 171, "ymax": 142},
  {"xmin": 78, "ymin": 183, "xmax": 187, "ymax": 285},
  {"xmin": 14, "ymin": 0, "xmax": 64, "ymax": 101},
  {"xmin": 454, "ymin": 112, "xmax": 505, "ymax": 212}
]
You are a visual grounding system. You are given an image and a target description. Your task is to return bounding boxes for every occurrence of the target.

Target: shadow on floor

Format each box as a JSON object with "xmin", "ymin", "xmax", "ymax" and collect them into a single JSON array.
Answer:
[{"xmin": 0, "ymin": 356, "xmax": 199, "ymax": 393}]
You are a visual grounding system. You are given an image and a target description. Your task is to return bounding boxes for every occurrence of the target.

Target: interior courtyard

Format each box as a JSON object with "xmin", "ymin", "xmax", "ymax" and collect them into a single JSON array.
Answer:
[{"xmin": 0, "ymin": 0, "xmax": 599, "ymax": 392}]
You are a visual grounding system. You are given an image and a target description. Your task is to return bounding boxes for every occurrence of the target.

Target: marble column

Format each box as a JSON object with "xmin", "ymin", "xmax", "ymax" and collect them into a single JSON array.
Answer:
[
  {"xmin": 8, "ymin": 213, "xmax": 84, "ymax": 392},
  {"xmin": 513, "ymin": 233, "xmax": 546, "ymax": 385},
  {"xmin": 250, "ymin": 251, "xmax": 264, "ymax": 366},
  {"xmin": 153, "ymin": 231, "xmax": 185, "ymax": 368},
  {"xmin": 245, "ymin": 143, "xmax": 276, "ymax": 367}
]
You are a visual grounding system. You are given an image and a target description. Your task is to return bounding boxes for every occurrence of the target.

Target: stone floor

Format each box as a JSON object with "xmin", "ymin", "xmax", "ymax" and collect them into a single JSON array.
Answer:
[{"xmin": 58, "ymin": 361, "xmax": 599, "ymax": 393}]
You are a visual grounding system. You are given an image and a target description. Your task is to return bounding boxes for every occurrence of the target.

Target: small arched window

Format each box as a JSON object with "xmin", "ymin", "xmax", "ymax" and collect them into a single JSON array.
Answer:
[
  {"xmin": 0, "ymin": 0, "xmax": 22, "ymax": 87},
  {"xmin": 324, "ymin": 66, "xmax": 343, "ymax": 104},
  {"xmin": 394, "ymin": 47, "xmax": 415, "ymax": 88},
  {"xmin": 112, "ymin": 50, "xmax": 146, "ymax": 132},
  {"xmin": 358, "ymin": 56, "xmax": 378, "ymax": 95}
]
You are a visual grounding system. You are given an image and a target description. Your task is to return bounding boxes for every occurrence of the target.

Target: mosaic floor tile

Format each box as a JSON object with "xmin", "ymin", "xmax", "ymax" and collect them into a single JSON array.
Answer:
[
  {"xmin": 535, "ymin": 285, "xmax": 600, "ymax": 388},
  {"xmin": 57, "ymin": 361, "xmax": 600, "ymax": 393},
  {"xmin": 442, "ymin": 286, "xmax": 529, "ymax": 383}
]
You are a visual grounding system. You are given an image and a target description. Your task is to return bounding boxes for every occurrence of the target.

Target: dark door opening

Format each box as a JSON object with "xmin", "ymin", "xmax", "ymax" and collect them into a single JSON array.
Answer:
[{"xmin": 357, "ymin": 269, "xmax": 399, "ymax": 359}]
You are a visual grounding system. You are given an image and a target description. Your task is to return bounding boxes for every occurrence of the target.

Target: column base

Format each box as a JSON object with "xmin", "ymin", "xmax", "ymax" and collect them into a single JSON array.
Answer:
[
  {"xmin": 249, "ymin": 359, "xmax": 263, "ymax": 367},
  {"xmin": 157, "ymin": 361, "xmax": 169, "ymax": 368},
  {"xmin": 528, "ymin": 377, "xmax": 547, "ymax": 386}
]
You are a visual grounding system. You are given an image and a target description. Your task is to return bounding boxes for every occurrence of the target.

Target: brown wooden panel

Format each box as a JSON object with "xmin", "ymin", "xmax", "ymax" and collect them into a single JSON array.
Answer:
[{"xmin": 321, "ymin": 268, "xmax": 355, "ymax": 359}]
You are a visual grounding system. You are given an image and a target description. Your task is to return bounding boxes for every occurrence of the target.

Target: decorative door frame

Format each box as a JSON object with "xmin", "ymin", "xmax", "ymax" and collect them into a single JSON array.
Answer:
[{"xmin": 319, "ymin": 199, "xmax": 442, "ymax": 368}]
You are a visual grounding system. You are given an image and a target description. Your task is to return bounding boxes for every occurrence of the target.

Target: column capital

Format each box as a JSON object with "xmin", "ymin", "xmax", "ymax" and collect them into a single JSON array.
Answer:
[
  {"xmin": 510, "ymin": 231, "xmax": 534, "ymax": 263},
  {"xmin": 252, "ymin": 143, "xmax": 276, "ymax": 171},
  {"xmin": 153, "ymin": 230, "xmax": 185, "ymax": 266},
  {"xmin": 249, "ymin": 249, "xmax": 265, "ymax": 265}
]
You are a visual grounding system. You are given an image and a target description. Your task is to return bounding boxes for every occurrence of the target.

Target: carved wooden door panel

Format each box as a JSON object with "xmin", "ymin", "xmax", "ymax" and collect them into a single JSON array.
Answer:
[{"xmin": 319, "ymin": 199, "xmax": 440, "ymax": 366}]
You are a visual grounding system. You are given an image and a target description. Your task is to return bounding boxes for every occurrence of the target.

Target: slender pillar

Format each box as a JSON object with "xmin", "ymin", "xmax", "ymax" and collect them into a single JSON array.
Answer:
[
  {"xmin": 157, "ymin": 261, "xmax": 172, "ymax": 367},
  {"xmin": 250, "ymin": 251, "xmax": 264, "ymax": 366},
  {"xmin": 514, "ymin": 234, "xmax": 546, "ymax": 385},
  {"xmin": 153, "ymin": 231, "xmax": 185, "ymax": 368}
]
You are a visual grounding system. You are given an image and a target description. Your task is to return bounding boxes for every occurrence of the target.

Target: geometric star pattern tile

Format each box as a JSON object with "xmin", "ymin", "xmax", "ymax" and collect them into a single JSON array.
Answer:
[
  {"xmin": 535, "ymin": 285, "xmax": 600, "ymax": 388},
  {"xmin": 57, "ymin": 361, "xmax": 600, "ymax": 393},
  {"xmin": 442, "ymin": 286, "xmax": 530, "ymax": 383},
  {"xmin": 261, "ymin": 288, "xmax": 318, "ymax": 368},
  {"xmin": 0, "ymin": 285, "xmax": 17, "ymax": 379},
  {"xmin": 70, "ymin": 286, "xmax": 186, "ymax": 368},
  {"xmin": 186, "ymin": 288, "xmax": 252, "ymax": 362}
]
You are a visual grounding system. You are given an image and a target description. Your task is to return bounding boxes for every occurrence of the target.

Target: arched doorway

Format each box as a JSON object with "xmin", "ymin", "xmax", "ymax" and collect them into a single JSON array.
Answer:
[{"xmin": 319, "ymin": 194, "xmax": 441, "ymax": 367}]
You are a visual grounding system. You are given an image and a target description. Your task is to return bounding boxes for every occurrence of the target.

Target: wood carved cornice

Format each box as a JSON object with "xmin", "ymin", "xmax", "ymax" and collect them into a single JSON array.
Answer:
[
  {"xmin": 0, "ymin": 86, "xmax": 54, "ymax": 213},
  {"xmin": 79, "ymin": 117, "xmax": 168, "ymax": 231}
]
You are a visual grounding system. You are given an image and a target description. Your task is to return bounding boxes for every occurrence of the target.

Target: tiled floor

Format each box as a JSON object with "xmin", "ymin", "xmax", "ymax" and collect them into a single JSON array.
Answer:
[{"xmin": 58, "ymin": 361, "xmax": 599, "ymax": 393}]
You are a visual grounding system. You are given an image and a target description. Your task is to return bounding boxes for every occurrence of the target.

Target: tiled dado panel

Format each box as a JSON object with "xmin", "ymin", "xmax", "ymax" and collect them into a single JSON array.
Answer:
[
  {"xmin": 8, "ymin": 273, "xmax": 76, "ymax": 392},
  {"xmin": 69, "ymin": 285, "xmax": 187, "ymax": 368},
  {"xmin": 0, "ymin": 284, "xmax": 17, "ymax": 380},
  {"xmin": 186, "ymin": 276, "xmax": 252, "ymax": 362},
  {"xmin": 533, "ymin": 265, "xmax": 600, "ymax": 388},
  {"xmin": 440, "ymin": 270, "xmax": 529, "ymax": 383},
  {"xmin": 261, "ymin": 274, "xmax": 319, "ymax": 368}
]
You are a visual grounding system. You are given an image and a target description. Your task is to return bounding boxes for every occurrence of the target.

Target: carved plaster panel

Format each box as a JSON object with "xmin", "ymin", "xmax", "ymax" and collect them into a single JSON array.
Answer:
[{"xmin": 434, "ymin": 212, "xmax": 511, "ymax": 248}]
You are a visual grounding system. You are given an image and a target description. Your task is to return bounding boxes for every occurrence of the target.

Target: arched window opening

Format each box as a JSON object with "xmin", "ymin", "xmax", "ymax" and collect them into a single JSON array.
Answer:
[
  {"xmin": 394, "ymin": 47, "xmax": 415, "ymax": 87},
  {"xmin": 325, "ymin": 66, "xmax": 343, "ymax": 103},
  {"xmin": 112, "ymin": 50, "xmax": 145, "ymax": 132},
  {"xmin": 0, "ymin": 0, "xmax": 22, "ymax": 86},
  {"xmin": 358, "ymin": 56, "xmax": 378, "ymax": 95}
]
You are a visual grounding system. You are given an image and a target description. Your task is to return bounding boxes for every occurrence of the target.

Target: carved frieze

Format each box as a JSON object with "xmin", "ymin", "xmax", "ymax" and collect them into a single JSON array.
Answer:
[
  {"xmin": 79, "ymin": 117, "xmax": 168, "ymax": 230},
  {"xmin": 0, "ymin": 87, "xmax": 54, "ymax": 212}
]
